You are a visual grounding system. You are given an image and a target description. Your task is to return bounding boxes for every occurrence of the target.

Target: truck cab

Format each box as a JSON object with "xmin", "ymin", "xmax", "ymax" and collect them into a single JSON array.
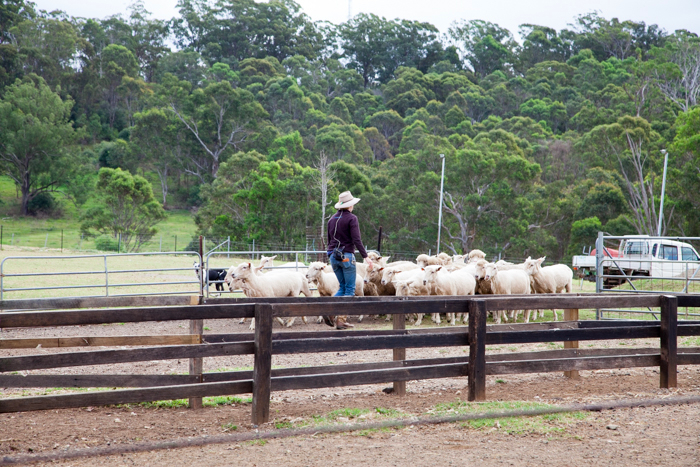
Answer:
[{"xmin": 612, "ymin": 236, "xmax": 700, "ymax": 281}]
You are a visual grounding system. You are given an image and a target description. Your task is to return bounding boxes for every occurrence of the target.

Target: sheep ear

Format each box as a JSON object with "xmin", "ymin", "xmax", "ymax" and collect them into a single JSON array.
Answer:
[
  {"xmin": 271, "ymin": 255, "xmax": 277, "ymax": 260},
  {"xmin": 421, "ymin": 268, "xmax": 424, "ymax": 271},
  {"xmin": 247, "ymin": 262, "xmax": 251, "ymax": 267},
  {"xmin": 437, "ymin": 266, "xmax": 442, "ymax": 271},
  {"xmin": 378, "ymin": 268, "xmax": 384, "ymax": 272},
  {"xmin": 537, "ymin": 257, "xmax": 545, "ymax": 265},
  {"xmin": 383, "ymin": 256, "xmax": 390, "ymax": 262}
]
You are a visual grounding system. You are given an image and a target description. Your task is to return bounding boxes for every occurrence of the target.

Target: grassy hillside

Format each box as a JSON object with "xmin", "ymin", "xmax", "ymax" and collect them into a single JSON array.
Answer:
[{"xmin": 0, "ymin": 176, "xmax": 198, "ymax": 252}]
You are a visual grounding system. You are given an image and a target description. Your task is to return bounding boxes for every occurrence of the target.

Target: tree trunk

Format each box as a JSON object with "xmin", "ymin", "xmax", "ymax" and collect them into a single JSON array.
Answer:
[{"xmin": 20, "ymin": 172, "xmax": 30, "ymax": 216}]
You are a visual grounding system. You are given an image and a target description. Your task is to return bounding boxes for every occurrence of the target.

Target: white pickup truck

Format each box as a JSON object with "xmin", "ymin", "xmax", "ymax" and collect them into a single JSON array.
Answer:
[{"xmin": 572, "ymin": 235, "xmax": 700, "ymax": 286}]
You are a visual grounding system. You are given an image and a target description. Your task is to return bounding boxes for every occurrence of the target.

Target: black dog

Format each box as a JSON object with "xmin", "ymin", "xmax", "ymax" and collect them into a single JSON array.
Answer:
[{"xmin": 194, "ymin": 262, "xmax": 227, "ymax": 292}]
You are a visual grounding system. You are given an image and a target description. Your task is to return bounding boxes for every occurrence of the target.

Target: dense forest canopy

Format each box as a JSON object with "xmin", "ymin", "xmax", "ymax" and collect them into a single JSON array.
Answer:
[{"xmin": 1, "ymin": 0, "xmax": 700, "ymax": 260}]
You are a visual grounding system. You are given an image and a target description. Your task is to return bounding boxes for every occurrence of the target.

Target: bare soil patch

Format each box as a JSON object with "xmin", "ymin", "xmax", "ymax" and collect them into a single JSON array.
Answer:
[{"xmin": 2, "ymin": 317, "xmax": 700, "ymax": 465}]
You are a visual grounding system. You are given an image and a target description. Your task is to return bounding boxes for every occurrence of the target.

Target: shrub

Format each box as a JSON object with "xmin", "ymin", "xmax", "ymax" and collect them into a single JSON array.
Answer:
[
  {"xmin": 27, "ymin": 193, "xmax": 58, "ymax": 217},
  {"xmin": 94, "ymin": 235, "xmax": 119, "ymax": 251}
]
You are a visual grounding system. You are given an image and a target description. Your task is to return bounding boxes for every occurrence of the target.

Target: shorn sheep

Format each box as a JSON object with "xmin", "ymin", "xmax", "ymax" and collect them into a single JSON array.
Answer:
[
  {"xmin": 394, "ymin": 277, "xmax": 438, "ymax": 325},
  {"xmin": 483, "ymin": 262, "xmax": 531, "ymax": 324},
  {"xmin": 524, "ymin": 256, "xmax": 573, "ymax": 321},
  {"xmin": 467, "ymin": 249, "xmax": 486, "ymax": 264},
  {"xmin": 305, "ymin": 262, "xmax": 366, "ymax": 322},
  {"xmin": 225, "ymin": 262, "xmax": 312, "ymax": 329},
  {"xmin": 421, "ymin": 265, "xmax": 476, "ymax": 325}
]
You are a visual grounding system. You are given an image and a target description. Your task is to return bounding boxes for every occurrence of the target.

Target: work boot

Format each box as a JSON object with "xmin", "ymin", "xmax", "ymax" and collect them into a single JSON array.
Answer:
[
  {"xmin": 335, "ymin": 316, "xmax": 354, "ymax": 330},
  {"xmin": 323, "ymin": 315, "xmax": 336, "ymax": 327}
]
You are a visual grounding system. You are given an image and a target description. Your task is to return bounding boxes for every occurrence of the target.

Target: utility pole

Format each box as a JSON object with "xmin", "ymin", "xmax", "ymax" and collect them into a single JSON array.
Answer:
[
  {"xmin": 437, "ymin": 154, "xmax": 446, "ymax": 254},
  {"xmin": 657, "ymin": 149, "xmax": 668, "ymax": 237}
]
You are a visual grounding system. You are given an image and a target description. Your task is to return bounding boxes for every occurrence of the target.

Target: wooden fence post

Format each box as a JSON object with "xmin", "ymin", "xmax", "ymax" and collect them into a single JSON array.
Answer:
[
  {"xmin": 188, "ymin": 318, "xmax": 203, "ymax": 409},
  {"xmin": 660, "ymin": 295, "xmax": 678, "ymax": 389},
  {"xmin": 188, "ymin": 238, "xmax": 205, "ymax": 410},
  {"xmin": 468, "ymin": 300, "xmax": 486, "ymax": 402},
  {"xmin": 252, "ymin": 304, "xmax": 273, "ymax": 425},
  {"xmin": 392, "ymin": 312, "xmax": 406, "ymax": 396},
  {"xmin": 563, "ymin": 309, "xmax": 580, "ymax": 380}
]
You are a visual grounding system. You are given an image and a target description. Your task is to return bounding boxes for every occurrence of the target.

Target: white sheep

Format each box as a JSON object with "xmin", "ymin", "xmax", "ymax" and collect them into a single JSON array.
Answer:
[
  {"xmin": 394, "ymin": 278, "xmax": 438, "ymax": 325},
  {"xmin": 416, "ymin": 254, "xmax": 442, "ymax": 267},
  {"xmin": 421, "ymin": 265, "xmax": 476, "ymax": 325},
  {"xmin": 524, "ymin": 256, "xmax": 573, "ymax": 321},
  {"xmin": 380, "ymin": 266, "xmax": 423, "ymax": 286},
  {"xmin": 452, "ymin": 254, "xmax": 467, "ymax": 264},
  {"xmin": 467, "ymin": 249, "xmax": 486, "ymax": 263},
  {"xmin": 225, "ymin": 262, "xmax": 313, "ymax": 329},
  {"xmin": 436, "ymin": 252, "xmax": 453, "ymax": 265},
  {"xmin": 483, "ymin": 262, "xmax": 531, "ymax": 324}
]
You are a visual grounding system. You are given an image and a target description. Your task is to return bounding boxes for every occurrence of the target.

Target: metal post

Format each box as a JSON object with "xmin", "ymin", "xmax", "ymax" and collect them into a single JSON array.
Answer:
[
  {"xmin": 199, "ymin": 236, "xmax": 204, "ymax": 297},
  {"xmin": 658, "ymin": 149, "xmax": 669, "ymax": 236},
  {"xmin": 1, "ymin": 225, "xmax": 3, "ymax": 250},
  {"xmin": 174, "ymin": 235, "xmax": 177, "ymax": 252},
  {"xmin": 595, "ymin": 231, "xmax": 603, "ymax": 320},
  {"xmin": 104, "ymin": 255, "xmax": 109, "ymax": 297},
  {"xmin": 437, "ymin": 154, "xmax": 446, "ymax": 254},
  {"xmin": 295, "ymin": 252, "xmax": 299, "ymax": 271},
  {"xmin": 44, "ymin": 233, "xmax": 48, "ymax": 248}
]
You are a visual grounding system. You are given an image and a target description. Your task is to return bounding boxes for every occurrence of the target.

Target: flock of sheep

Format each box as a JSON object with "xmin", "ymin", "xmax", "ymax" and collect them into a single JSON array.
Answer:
[{"xmin": 201, "ymin": 249, "xmax": 574, "ymax": 329}]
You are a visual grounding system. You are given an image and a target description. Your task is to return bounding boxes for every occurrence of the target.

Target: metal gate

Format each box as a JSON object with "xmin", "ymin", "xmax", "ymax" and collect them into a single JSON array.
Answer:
[
  {"xmin": 0, "ymin": 251, "xmax": 202, "ymax": 300},
  {"xmin": 595, "ymin": 232, "xmax": 700, "ymax": 320}
]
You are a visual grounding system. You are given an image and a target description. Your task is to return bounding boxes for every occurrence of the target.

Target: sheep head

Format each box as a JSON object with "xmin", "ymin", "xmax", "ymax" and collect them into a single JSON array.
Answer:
[
  {"xmin": 483, "ymin": 263, "xmax": 498, "ymax": 281},
  {"xmin": 422, "ymin": 265, "xmax": 442, "ymax": 286},
  {"xmin": 380, "ymin": 268, "xmax": 399, "ymax": 285},
  {"xmin": 230, "ymin": 262, "xmax": 253, "ymax": 280},
  {"xmin": 305, "ymin": 262, "xmax": 326, "ymax": 281}
]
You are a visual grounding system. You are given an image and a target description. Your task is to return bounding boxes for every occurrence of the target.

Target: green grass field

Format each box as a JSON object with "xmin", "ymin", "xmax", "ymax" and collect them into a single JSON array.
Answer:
[{"xmin": 0, "ymin": 175, "xmax": 198, "ymax": 252}]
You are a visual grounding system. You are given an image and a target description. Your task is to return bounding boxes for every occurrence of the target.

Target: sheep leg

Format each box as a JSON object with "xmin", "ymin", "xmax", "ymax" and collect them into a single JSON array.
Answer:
[
  {"xmin": 539, "ymin": 309, "xmax": 545, "ymax": 318},
  {"xmin": 431, "ymin": 313, "xmax": 441, "ymax": 325},
  {"xmin": 238, "ymin": 317, "xmax": 246, "ymax": 325},
  {"xmin": 462, "ymin": 313, "xmax": 468, "ymax": 323},
  {"xmin": 358, "ymin": 315, "xmax": 364, "ymax": 322},
  {"xmin": 316, "ymin": 316, "xmax": 323, "ymax": 324},
  {"xmin": 302, "ymin": 316, "xmax": 309, "ymax": 325},
  {"xmin": 249, "ymin": 320, "xmax": 255, "ymax": 331},
  {"xmin": 414, "ymin": 313, "xmax": 424, "ymax": 326},
  {"xmin": 276, "ymin": 317, "xmax": 286, "ymax": 327},
  {"xmin": 524, "ymin": 309, "xmax": 531, "ymax": 323},
  {"xmin": 501, "ymin": 310, "xmax": 508, "ymax": 323},
  {"xmin": 552, "ymin": 309, "xmax": 559, "ymax": 321},
  {"xmin": 385, "ymin": 315, "xmax": 391, "ymax": 321},
  {"xmin": 285, "ymin": 317, "xmax": 296, "ymax": 327}
]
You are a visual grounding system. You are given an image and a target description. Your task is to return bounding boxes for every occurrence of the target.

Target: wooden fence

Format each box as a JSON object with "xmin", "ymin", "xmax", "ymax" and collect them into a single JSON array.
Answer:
[{"xmin": 1, "ymin": 293, "xmax": 699, "ymax": 425}]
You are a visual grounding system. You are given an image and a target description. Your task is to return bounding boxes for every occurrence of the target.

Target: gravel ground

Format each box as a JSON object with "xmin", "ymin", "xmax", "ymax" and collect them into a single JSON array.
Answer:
[{"xmin": 2, "ymin": 317, "xmax": 700, "ymax": 466}]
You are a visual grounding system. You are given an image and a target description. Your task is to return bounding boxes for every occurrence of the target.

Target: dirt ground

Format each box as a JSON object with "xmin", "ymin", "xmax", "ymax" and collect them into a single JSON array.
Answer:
[{"xmin": 2, "ymin": 317, "xmax": 700, "ymax": 466}]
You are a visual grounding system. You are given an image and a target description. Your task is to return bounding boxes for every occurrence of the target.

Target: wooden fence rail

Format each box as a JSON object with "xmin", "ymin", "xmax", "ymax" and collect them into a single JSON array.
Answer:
[{"xmin": 0, "ymin": 293, "xmax": 696, "ymax": 425}]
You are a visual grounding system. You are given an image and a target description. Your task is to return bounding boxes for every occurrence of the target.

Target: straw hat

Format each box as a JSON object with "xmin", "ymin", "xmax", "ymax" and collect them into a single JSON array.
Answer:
[{"xmin": 334, "ymin": 191, "xmax": 361, "ymax": 209}]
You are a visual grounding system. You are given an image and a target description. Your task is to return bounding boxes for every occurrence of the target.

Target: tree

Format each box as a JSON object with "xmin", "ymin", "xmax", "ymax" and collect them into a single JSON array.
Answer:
[
  {"xmin": 448, "ymin": 20, "xmax": 517, "ymax": 77},
  {"xmin": 313, "ymin": 150, "xmax": 335, "ymax": 247},
  {"xmin": 340, "ymin": 13, "xmax": 443, "ymax": 87},
  {"xmin": 131, "ymin": 108, "xmax": 180, "ymax": 207},
  {"xmin": 166, "ymin": 75, "xmax": 267, "ymax": 177},
  {"xmin": 80, "ymin": 168, "xmax": 167, "ymax": 252},
  {"xmin": 172, "ymin": 0, "xmax": 324, "ymax": 65},
  {"xmin": 583, "ymin": 116, "xmax": 665, "ymax": 235},
  {"xmin": 654, "ymin": 31, "xmax": 700, "ymax": 112},
  {"xmin": 0, "ymin": 76, "xmax": 76, "ymax": 215}
]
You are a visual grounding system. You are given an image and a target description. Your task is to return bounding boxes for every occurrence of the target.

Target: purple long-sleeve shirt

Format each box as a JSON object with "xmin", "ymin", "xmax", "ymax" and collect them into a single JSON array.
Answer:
[{"xmin": 327, "ymin": 210, "xmax": 368, "ymax": 258}]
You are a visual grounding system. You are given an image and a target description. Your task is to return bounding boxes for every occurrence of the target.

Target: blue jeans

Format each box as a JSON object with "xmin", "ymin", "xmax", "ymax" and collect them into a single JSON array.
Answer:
[{"xmin": 329, "ymin": 252, "xmax": 356, "ymax": 296}]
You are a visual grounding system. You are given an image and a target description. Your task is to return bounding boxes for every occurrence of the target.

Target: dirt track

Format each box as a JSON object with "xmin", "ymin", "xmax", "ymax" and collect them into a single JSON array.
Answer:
[{"xmin": 2, "ymin": 317, "xmax": 700, "ymax": 465}]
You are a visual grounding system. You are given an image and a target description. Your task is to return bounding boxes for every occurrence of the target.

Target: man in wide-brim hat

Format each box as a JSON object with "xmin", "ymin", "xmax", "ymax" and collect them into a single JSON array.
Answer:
[{"xmin": 324, "ymin": 191, "xmax": 368, "ymax": 329}]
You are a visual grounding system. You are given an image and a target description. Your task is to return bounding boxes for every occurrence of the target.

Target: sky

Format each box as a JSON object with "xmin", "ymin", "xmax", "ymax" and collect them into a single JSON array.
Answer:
[{"xmin": 33, "ymin": 0, "xmax": 700, "ymax": 41}]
